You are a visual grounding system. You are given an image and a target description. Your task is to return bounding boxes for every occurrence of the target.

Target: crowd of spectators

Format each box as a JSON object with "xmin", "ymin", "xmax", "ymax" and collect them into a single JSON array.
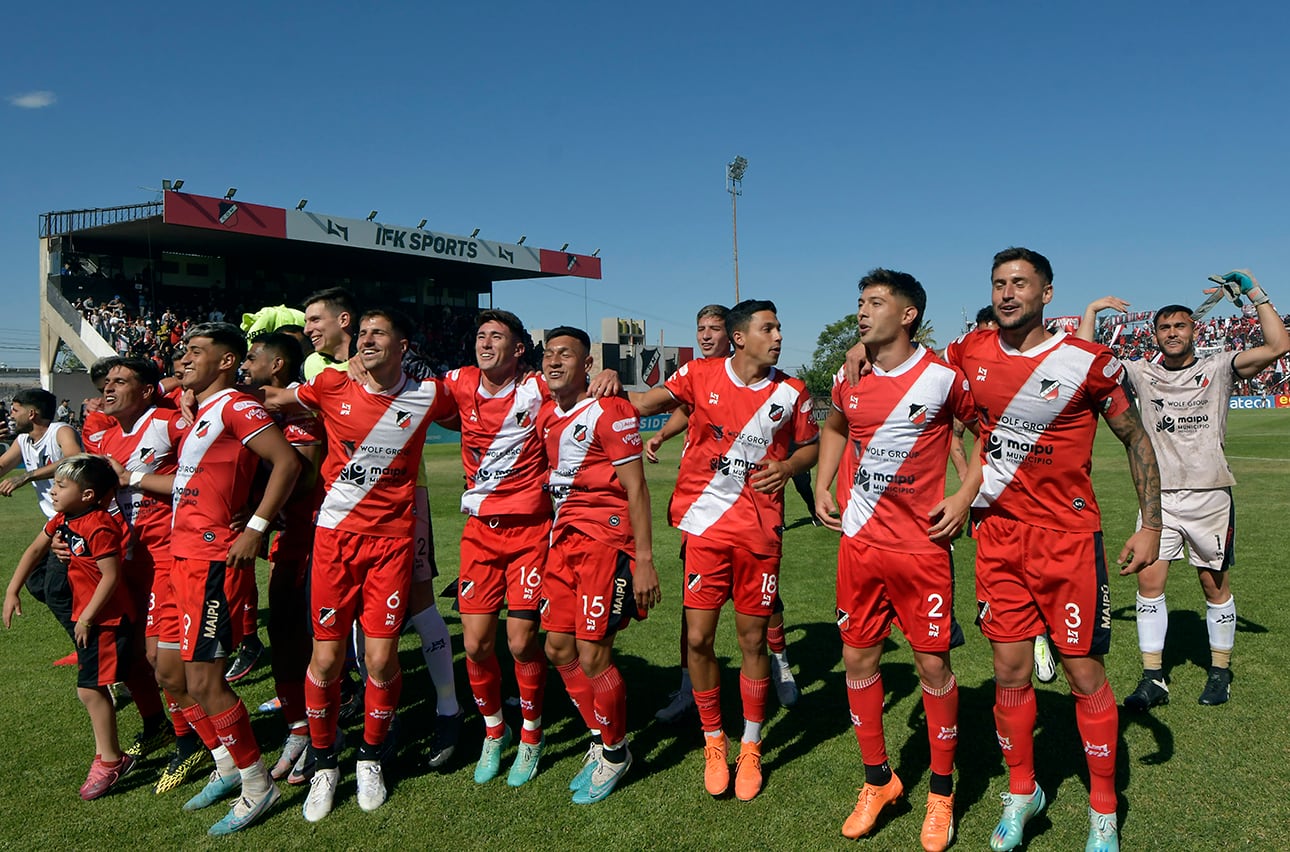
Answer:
[{"xmin": 1092, "ymin": 312, "xmax": 1290, "ymax": 396}]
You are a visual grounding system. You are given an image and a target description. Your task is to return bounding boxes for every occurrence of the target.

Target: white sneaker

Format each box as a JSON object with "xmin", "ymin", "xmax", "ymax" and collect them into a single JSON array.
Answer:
[
  {"xmin": 1033, "ymin": 634, "xmax": 1058, "ymax": 684},
  {"xmin": 655, "ymin": 688, "xmax": 695, "ymax": 722},
  {"xmin": 355, "ymin": 759, "xmax": 387, "ymax": 812},
  {"xmin": 769, "ymin": 652, "xmax": 801, "ymax": 707},
  {"xmin": 272, "ymin": 731, "xmax": 310, "ymax": 780},
  {"xmin": 302, "ymin": 767, "xmax": 339, "ymax": 823}
]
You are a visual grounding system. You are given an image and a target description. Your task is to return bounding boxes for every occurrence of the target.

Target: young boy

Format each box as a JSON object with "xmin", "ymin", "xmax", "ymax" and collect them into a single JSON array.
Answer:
[{"xmin": 4, "ymin": 454, "xmax": 137, "ymax": 800}]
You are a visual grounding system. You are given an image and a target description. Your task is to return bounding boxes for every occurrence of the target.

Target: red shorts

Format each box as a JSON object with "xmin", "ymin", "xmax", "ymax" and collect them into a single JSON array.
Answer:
[
  {"xmin": 837, "ymin": 538, "xmax": 955, "ymax": 652},
  {"xmin": 310, "ymin": 527, "xmax": 411, "ymax": 642},
  {"xmin": 458, "ymin": 514, "xmax": 550, "ymax": 616},
  {"xmin": 172, "ymin": 556, "xmax": 255, "ymax": 661},
  {"xmin": 974, "ymin": 514, "xmax": 1111, "ymax": 656},
  {"xmin": 77, "ymin": 622, "xmax": 132, "ymax": 688},
  {"xmin": 541, "ymin": 526, "xmax": 638, "ymax": 641},
  {"xmin": 145, "ymin": 554, "xmax": 180, "ymax": 643},
  {"xmin": 682, "ymin": 535, "xmax": 780, "ymax": 617}
]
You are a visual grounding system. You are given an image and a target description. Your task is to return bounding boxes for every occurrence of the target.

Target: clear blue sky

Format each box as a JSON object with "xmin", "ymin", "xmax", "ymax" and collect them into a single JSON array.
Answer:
[{"xmin": 4, "ymin": 1, "xmax": 1288, "ymax": 370}]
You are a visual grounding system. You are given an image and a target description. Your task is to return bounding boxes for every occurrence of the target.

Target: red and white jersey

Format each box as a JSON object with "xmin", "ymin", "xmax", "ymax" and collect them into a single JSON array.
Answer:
[
  {"xmin": 171, "ymin": 389, "xmax": 275, "ymax": 560},
  {"xmin": 831, "ymin": 346, "xmax": 976, "ymax": 553},
  {"xmin": 443, "ymin": 367, "xmax": 551, "ymax": 517},
  {"xmin": 44, "ymin": 508, "xmax": 132, "ymax": 625},
  {"xmin": 944, "ymin": 329, "xmax": 1130, "ymax": 532},
  {"xmin": 538, "ymin": 395, "xmax": 642, "ymax": 551},
  {"xmin": 665, "ymin": 357, "xmax": 818, "ymax": 556},
  {"xmin": 295, "ymin": 369, "xmax": 453, "ymax": 537},
  {"xmin": 84, "ymin": 406, "xmax": 181, "ymax": 558}
]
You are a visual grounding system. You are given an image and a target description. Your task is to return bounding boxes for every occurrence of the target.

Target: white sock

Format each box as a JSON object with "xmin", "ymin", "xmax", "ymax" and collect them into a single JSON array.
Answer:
[
  {"xmin": 1135, "ymin": 593, "xmax": 1168, "ymax": 660},
  {"xmin": 211, "ymin": 745, "xmax": 237, "ymax": 778},
  {"xmin": 522, "ymin": 718, "xmax": 541, "ymax": 733},
  {"xmin": 484, "ymin": 712, "xmax": 504, "ymax": 731},
  {"xmin": 410, "ymin": 606, "xmax": 459, "ymax": 715},
  {"xmin": 1206, "ymin": 596, "xmax": 1236, "ymax": 654},
  {"xmin": 239, "ymin": 757, "xmax": 271, "ymax": 800},
  {"xmin": 742, "ymin": 719, "xmax": 762, "ymax": 743}
]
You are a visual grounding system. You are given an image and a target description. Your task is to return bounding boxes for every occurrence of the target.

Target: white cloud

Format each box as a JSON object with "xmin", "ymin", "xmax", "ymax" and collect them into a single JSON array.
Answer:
[{"xmin": 9, "ymin": 91, "xmax": 57, "ymax": 109}]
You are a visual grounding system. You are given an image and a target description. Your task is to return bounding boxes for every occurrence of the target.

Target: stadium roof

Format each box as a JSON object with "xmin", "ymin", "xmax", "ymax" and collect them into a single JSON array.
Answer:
[{"xmin": 40, "ymin": 191, "xmax": 602, "ymax": 283}]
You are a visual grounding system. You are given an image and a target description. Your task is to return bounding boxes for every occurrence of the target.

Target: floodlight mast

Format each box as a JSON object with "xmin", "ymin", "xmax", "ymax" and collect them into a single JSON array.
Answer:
[{"xmin": 727, "ymin": 156, "xmax": 747, "ymax": 303}]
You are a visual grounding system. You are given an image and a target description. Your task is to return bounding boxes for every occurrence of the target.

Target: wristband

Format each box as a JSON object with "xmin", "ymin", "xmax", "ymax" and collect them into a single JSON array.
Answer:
[
  {"xmin": 129, "ymin": 471, "xmax": 145, "ymax": 487},
  {"xmin": 246, "ymin": 515, "xmax": 271, "ymax": 533},
  {"xmin": 1247, "ymin": 285, "xmax": 1270, "ymax": 307}
]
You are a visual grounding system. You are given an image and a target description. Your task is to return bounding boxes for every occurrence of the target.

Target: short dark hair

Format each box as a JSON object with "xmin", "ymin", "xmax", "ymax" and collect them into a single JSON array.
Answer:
[
  {"xmin": 696, "ymin": 304, "xmax": 729, "ymax": 324},
  {"xmin": 303, "ymin": 287, "xmax": 358, "ymax": 331},
  {"xmin": 13, "ymin": 388, "xmax": 56, "ymax": 420},
  {"xmin": 992, "ymin": 247, "xmax": 1054, "ymax": 285},
  {"xmin": 89, "ymin": 357, "xmax": 123, "ymax": 384},
  {"xmin": 183, "ymin": 322, "xmax": 248, "ymax": 362},
  {"xmin": 1153, "ymin": 304, "xmax": 1195, "ymax": 327},
  {"xmin": 359, "ymin": 308, "xmax": 415, "ymax": 341},
  {"xmin": 858, "ymin": 268, "xmax": 927, "ymax": 337},
  {"xmin": 256, "ymin": 332, "xmax": 303, "ymax": 382},
  {"xmin": 112, "ymin": 357, "xmax": 162, "ymax": 389},
  {"xmin": 54, "ymin": 454, "xmax": 117, "ymax": 500},
  {"xmin": 544, "ymin": 326, "xmax": 591, "ymax": 354},
  {"xmin": 476, "ymin": 309, "xmax": 529, "ymax": 350},
  {"xmin": 975, "ymin": 306, "xmax": 997, "ymax": 326},
  {"xmin": 727, "ymin": 300, "xmax": 778, "ymax": 335}
]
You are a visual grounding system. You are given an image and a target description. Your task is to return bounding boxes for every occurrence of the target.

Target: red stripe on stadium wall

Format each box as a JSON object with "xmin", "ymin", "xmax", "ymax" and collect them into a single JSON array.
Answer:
[
  {"xmin": 163, "ymin": 192, "xmax": 287, "ymax": 238},
  {"xmin": 539, "ymin": 249, "xmax": 602, "ymax": 280}
]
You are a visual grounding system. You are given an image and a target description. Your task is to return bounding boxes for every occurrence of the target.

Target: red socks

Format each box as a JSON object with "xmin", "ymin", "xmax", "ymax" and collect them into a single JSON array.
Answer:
[
  {"xmin": 304, "ymin": 669, "xmax": 341, "ymax": 749},
  {"xmin": 846, "ymin": 672, "xmax": 887, "ymax": 765},
  {"xmin": 209, "ymin": 700, "xmax": 261, "ymax": 768},
  {"xmin": 1074, "ymin": 681, "xmax": 1118, "ymax": 814},
  {"xmin": 466, "ymin": 656, "xmax": 503, "ymax": 737},
  {"xmin": 994, "ymin": 684, "xmax": 1037, "ymax": 794},
  {"xmin": 590, "ymin": 665, "xmax": 627, "ymax": 746},
  {"xmin": 555, "ymin": 660, "xmax": 598, "ymax": 732},
  {"xmin": 922, "ymin": 675, "xmax": 959, "ymax": 778},
  {"xmin": 363, "ymin": 671, "xmax": 402, "ymax": 748},
  {"xmin": 693, "ymin": 686, "xmax": 722, "ymax": 733},
  {"xmin": 514, "ymin": 659, "xmax": 547, "ymax": 745}
]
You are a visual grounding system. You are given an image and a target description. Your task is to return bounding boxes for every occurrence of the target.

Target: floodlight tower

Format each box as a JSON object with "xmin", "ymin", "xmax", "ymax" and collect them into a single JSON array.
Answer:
[{"xmin": 727, "ymin": 155, "xmax": 747, "ymax": 303}]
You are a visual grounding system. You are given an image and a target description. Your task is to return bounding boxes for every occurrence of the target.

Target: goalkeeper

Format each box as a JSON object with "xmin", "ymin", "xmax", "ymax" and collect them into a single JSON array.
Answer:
[{"xmin": 1075, "ymin": 270, "xmax": 1289, "ymax": 709}]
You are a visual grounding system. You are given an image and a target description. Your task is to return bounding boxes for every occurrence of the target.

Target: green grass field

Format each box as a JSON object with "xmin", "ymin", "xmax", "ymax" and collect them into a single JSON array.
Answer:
[{"xmin": 1, "ymin": 411, "xmax": 1287, "ymax": 850}]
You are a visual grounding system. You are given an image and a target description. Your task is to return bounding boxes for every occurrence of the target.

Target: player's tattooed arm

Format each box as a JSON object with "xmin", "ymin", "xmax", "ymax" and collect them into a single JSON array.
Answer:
[{"xmin": 1105, "ymin": 403, "xmax": 1162, "ymax": 574}]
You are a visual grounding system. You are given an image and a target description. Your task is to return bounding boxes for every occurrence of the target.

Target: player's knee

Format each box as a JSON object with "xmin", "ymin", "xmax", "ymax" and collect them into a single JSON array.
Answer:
[
  {"xmin": 578, "ymin": 644, "xmax": 612, "ymax": 679},
  {"xmin": 545, "ymin": 634, "xmax": 575, "ymax": 667},
  {"xmin": 506, "ymin": 627, "xmax": 539, "ymax": 662},
  {"xmin": 686, "ymin": 625, "xmax": 716, "ymax": 657},
  {"xmin": 309, "ymin": 646, "xmax": 345, "ymax": 682},
  {"xmin": 464, "ymin": 630, "xmax": 495, "ymax": 660}
]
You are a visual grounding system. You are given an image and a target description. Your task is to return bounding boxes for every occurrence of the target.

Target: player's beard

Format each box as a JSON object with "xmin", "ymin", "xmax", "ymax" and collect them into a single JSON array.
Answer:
[{"xmin": 994, "ymin": 300, "xmax": 1044, "ymax": 333}]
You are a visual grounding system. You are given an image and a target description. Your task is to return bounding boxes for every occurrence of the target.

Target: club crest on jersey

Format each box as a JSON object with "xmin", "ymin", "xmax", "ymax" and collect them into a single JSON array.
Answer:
[
  {"xmin": 396, "ymin": 409, "xmax": 413, "ymax": 429},
  {"xmin": 318, "ymin": 607, "xmax": 337, "ymax": 626},
  {"xmin": 707, "ymin": 424, "xmax": 726, "ymax": 442},
  {"xmin": 515, "ymin": 411, "xmax": 532, "ymax": 427},
  {"xmin": 341, "ymin": 439, "xmax": 358, "ymax": 458},
  {"xmin": 768, "ymin": 403, "xmax": 785, "ymax": 422},
  {"xmin": 1039, "ymin": 379, "xmax": 1061, "ymax": 401},
  {"xmin": 139, "ymin": 447, "xmax": 156, "ymax": 464},
  {"xmin": 687, "ymin": 573, "xmax": 702, "ymax": 591},
  {"xmin": 1193, "ymin": 373, "xmax": 1210, "ymax": 389},
  {"xmin": 538, "ymin": 598, "xmax": 550, "ymax": 616},
  {"xmin": 836, "ymin": 608, "xmax": 849, "ymax": 627},
  {"xmin": 908, "ymin": 403, "xmax": 928, "ymax": 425},
  {"xmin": 195, "ymin": 420, "xmax": 210, "ymax": 438},
  {"xmin": 64, "ymin": 531, "xmax": 88, "ymax": 556},
  {"xmin": 459, "ymin": 580, "xmax": 475, "ymax": 599},
  {"xmin": 573, "ymin": 424, "xmax": 588, "ymax": 442}
]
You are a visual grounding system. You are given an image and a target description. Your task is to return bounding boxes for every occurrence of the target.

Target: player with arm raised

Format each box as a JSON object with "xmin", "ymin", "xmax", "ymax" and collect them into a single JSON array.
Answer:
[
  {"xmin": 815, "ymin": 270, "xmax": 980, "ymax": 851},
  {"xmin": 942, "ymin": 248, "xmax": 1160, "ymax": 852},
  {"xmin": 538, "ymin": 326, "xmax": 659, "ymax": 804},
  {"xmin": 630, "ymin": 299, "xmax": 818, "ymax": 802},
  {"xmin": 1075, "ymin": 271, "xmax": 1290, "ymax": 709},
  {"xmin": 650, "ymin": 305, "xmax": 803, "ymax": 723}
]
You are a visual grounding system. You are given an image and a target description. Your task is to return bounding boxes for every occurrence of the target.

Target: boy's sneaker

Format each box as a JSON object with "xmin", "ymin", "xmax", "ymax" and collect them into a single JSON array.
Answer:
[
  {"xmin": 183, "ymin": 768, "xmax": 241, "ymax": 811},
  {"xmin": 124, "ymin": 723, "xmax": 174, "ymax": 760},
  {"xmin": 989, "ymin": 784, "xmax": 1046, "ymax": 851},
  {"xmin": 155, "ymin": 748, "xmax": 211, "ymax": 794},
  {"xmin": 79, "ymin": 753, "xmax": 135, "ymax": 800},
  {"xmin": 703, "ymin": 732, "xmax": 730, "ymax": 796},
  {"xmin": 921, "ymin": 792, "xmax": 955, "ymax": 852},
  {"xmin": 842, "ymin": 773, "xmax": 904, "ymax": 839},
  {"xmin": 571, "ymin": 745, "xmax": 631, "ymax": 804},
  {"xmin": 208, "ymin": 784, "xmax": 281, "ymax": 836},
  {"xmin": 768, "ymin": 653, "xmax": 801, "ymax": 707},
  {"xmin": 655, "ymin": 687, "xmax": 694, "ymax": 723},
  {"xmin": 734, "ymin": 740, "xmax": 763, "ymax": 801},
  {"xmin": 223, "ymin": 639, "xmax": 263, "ymax": 683},
  {"xmin": 355, "ymin": 759, "xmax": 387, "ymax": 812},
  {"xmin": 1086, "ymin": 807, "xmax": 1119, "ymax": 852},
  {"xmin": 568, "ymin": 742, "xmax": 602, "ymax": 793},
  {"xmin": 271, "ymin": 731, "xmax": 310, "ymax": 781},
  {"xmin": 1032, "ymin": 634, "xmax": 1058, "ymax": 684},
  {"xmin": 426, "ymin": 710, "xmax": 464, "ymax": 769},
  {"xmin": 473, "ymin": 726, "xmax": 512, "ymax": 784},
  {"xmin": 1198, "ymin": 666, "xmax": 1232, "ymax": 706},
  {"xmin": 1123, "ymin": 670, "xmax": 1169, "ymax": 712},
  {"xmin": 507, "ymin": 735, "xmax": 545, "ymax": 787},
  {"xmin": 302, "ymin": 767, "xmax": 339, "ymax": 823}
]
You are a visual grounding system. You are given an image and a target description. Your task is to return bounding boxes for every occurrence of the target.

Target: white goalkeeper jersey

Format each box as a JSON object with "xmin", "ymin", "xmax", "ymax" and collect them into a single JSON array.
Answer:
[{"xmin": 1123, "ymin": 353, "xmax": 1237, "ymax": 491}]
